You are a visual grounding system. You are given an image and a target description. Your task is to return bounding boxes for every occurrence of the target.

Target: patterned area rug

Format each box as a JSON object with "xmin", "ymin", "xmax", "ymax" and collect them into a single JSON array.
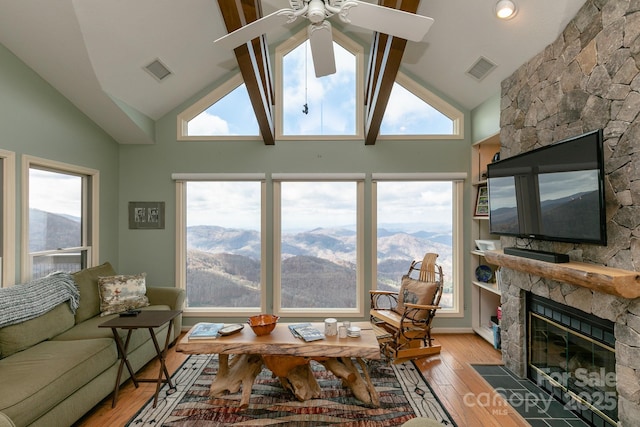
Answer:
[{"xmin": 127, "ymin": 354, "xmax": 456, "ymax": 426}]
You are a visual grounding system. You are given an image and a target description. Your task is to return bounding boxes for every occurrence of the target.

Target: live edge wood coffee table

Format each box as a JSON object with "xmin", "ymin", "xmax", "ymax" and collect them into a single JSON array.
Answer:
[{"xmin": 176, "ymin": 321, "xmax": 381, "ymax": 408}]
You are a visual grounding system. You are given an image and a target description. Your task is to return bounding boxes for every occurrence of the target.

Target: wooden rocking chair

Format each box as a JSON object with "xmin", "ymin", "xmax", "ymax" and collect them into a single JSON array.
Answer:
[{"xmin": 370, "ymin": 253, "xmax": 443, "ymax": 363}]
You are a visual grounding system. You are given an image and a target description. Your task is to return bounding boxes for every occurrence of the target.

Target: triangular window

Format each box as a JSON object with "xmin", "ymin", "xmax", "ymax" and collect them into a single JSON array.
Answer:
[
  {"xmin": 276, "ymin": 28, "xmax": 364, "ymax": 140},
  {"xmin": 177, "ymin": 74, "xmax": 260, "ymax": 139},
  {"xmin": 380, "ymin": 72, "xmax": 462, "ymax": 138}
]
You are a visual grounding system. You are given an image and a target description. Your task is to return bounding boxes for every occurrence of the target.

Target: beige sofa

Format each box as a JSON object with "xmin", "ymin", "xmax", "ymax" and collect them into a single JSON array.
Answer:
[{"xmin": 0, "ymin": 262, "xmax": 185, "ymax": 427}]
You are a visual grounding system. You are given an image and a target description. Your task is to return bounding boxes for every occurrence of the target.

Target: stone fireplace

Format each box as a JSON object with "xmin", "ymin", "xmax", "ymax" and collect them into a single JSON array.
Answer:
[{"xmin": 493, "ymin": 0, "xmax": 640, "ymax": 425}]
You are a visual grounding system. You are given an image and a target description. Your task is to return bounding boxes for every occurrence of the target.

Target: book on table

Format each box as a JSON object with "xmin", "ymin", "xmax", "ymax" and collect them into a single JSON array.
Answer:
[
  {"xmin": 189, "ymin": 322, "xmax": 225, "ymax": 340},
  {"xmin": 288, "ymin": 323, "xmax": 324, "ymax": 342}
]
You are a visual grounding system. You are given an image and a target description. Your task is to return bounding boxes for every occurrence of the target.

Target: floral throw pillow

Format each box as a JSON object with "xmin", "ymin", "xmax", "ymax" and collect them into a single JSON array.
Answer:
[
  {"xmin": 98, "ymin": 273, "xmax": 149, "ymax": 316},
  {"xmin": 394, "ymin": 275, "xmax": 438, "ymax": 321}
]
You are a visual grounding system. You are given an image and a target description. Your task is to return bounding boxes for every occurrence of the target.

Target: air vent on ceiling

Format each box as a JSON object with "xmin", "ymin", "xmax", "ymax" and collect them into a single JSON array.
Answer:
[
  {"xmin": 144, "ymin": 59, "xmax": 172, "ymax": 82},
  {"xmin": 466, "ymin": 56, "xmax": 497, "ymax": 81}
]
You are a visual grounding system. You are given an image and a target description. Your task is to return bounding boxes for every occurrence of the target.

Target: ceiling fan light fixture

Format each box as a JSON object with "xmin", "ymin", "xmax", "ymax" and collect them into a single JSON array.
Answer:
[{"xmin": 495, "ymin": 0, "xmax": 516, "ymax": 19}]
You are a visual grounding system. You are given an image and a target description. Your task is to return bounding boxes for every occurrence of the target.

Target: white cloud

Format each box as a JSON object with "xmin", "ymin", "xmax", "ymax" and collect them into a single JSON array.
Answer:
[{"xmin": 188, "ymin": 111, "xmax": 230, "ymax": 135}]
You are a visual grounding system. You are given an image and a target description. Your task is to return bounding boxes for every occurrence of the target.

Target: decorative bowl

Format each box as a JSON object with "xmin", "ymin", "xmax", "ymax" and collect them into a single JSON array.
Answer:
[{"xmin": 247, "ymin": 314, "xmax": 279, "ymax": 336}]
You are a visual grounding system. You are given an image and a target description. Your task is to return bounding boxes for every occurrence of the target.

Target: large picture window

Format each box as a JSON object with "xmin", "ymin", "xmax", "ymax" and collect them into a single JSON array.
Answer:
[
  {"xmin": 23, "ymin": 156, "xmax": 98, "ymax": 280},
  {"xmin": 274, "ymin": 179, "xmax": 362, "ymax": 315},
  {"xmin": 175, "ymin": 173, "xmax": 461, "ymax": 318},
  {"xmin": 183, "ymin": 180, "xmax": 263, "ymax": 312},
  {"xmin": 373, "ymin": 177, "xmax": 463, "ymax": 314}
]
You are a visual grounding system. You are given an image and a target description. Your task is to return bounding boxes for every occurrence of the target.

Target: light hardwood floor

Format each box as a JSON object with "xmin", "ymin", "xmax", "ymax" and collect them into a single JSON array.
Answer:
[{"xmin": 74, "ymin": 333, "xmax": 530, "ymax": 427}]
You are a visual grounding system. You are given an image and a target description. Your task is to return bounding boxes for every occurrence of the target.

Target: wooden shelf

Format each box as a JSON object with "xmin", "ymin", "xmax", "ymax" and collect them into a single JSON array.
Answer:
[
  {"xmin": 472, "ymin": 280, "xmax": 501, "ymax": 295},
  {"xmin": 484, "ymin": 250, "xmax": 640, "ymax": 299}
]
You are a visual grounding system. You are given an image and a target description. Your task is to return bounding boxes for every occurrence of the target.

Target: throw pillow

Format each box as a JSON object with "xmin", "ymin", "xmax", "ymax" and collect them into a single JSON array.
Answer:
[
  {"xmin": 395, "ymin": 275, "xmax": 438, "ymax": 321},
  {"xmin": 98, "ymin": 273, "xmax": 149, "ymax": 316}
]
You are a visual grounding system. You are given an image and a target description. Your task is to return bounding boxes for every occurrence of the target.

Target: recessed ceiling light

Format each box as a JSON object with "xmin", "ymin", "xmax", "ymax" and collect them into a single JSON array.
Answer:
[{"xmin": 495, "ymin": 0, "xmax": 517, "ymax": 19}]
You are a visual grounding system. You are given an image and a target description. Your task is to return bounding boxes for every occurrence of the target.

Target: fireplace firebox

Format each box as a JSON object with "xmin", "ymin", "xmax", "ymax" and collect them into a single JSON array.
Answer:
[{"xmin": 527, "ymin": 294, "xmax": 616, "ymax": 426}]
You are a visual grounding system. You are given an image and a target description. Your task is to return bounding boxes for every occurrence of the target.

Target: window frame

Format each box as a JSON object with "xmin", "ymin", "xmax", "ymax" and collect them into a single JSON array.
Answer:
[
  {"xmin": 0, "ymin": 150, "xmax": 16, "ymax": 287},
  {"xmin": 21, "ymin": 155, "xmax": 99, "ymax": 281},
  {"xmin": 371, "ymin": 173, "xmax": 465, "ymax": 317},
  {"xmin": 378, "ymin": 72, "xmax": 465, "ymax": 140},
  {"xmin": 174, "ymin": 173, "xmax": 267, "ymax": 317},
  {"xmin": 275, "ymin": 27, "xmax": 365, "ymax": 141},
  {"xmin": 176, "ymin": 73, "xmax": 262, "ymax": 141},
  {"xmin": 272, "ymin": 174, "xmax": 365, "ymax": 317}
]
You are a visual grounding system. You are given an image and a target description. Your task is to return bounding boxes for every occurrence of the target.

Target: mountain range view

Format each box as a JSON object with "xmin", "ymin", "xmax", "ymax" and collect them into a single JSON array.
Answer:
[
  {"xmin": 28, "ymin": 209, "xmax": 453, "ymax": 309},
  {"xmin": 186, "ymin": 224, "xmax": 453, "ymax": 308}
]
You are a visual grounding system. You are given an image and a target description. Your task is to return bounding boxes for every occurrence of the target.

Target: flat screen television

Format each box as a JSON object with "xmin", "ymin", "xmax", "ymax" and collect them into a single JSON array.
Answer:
[{"xmin": 487, "ymin": 129, "xmax": 607, "ymax": 246}]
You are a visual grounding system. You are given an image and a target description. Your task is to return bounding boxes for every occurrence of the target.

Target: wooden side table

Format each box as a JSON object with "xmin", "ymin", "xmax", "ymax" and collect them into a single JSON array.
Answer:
[{"xmin": 99, "ymin": 310, "xmax": 182, "ymax": 408}]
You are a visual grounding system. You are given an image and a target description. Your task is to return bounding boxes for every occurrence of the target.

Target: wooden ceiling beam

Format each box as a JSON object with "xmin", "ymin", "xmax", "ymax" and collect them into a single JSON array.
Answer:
[
  {"xmin": 364, "ymin": 0, "xmax": 420, "ymax": 145},
  {"xmin": 217, "ymin": 0, "xmax": 275, "ymax": 145}
]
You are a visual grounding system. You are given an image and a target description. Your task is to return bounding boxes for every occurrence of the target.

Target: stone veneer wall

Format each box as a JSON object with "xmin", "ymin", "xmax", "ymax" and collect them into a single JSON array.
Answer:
[{"xmin": 498, "ymin": 0, "xmax": 640, "ymax": 424}]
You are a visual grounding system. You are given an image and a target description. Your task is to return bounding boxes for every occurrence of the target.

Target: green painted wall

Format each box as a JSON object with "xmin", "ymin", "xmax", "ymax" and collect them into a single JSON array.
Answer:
[
  {"xmin": 0, "ymin": 43, "xmax": 120, "ymax": 283},
  {"xmin": 471, "ymin": 92, "xmax": 500, "ymax": 143}
]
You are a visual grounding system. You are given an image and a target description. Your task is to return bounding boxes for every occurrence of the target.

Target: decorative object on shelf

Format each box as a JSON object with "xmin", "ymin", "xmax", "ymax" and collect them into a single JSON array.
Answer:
[
  {"xmin": 247, "ymin": 314, "xmax": 279, "ymax": 336},
  {"xmin": 475, "ymin": 264, "xmax": 493, "ymax": 283},
  {"xmin": 474, "ymin": 185, "xmax": 489, "ymax": 216},
  {"xmin": 128, "ymin": 201, "xmax": 165, "ymax": 229},
  {"xmin": 475, "ymin": 239, "xmax": 501, "ymax": 252}
]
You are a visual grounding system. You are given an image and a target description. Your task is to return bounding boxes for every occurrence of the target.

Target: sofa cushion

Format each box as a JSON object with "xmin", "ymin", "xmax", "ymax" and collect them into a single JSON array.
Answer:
[
  {"xmin": 98, "ymin": 273, "xmax": 150, "ymax": 316},
  {"xmin": 0, "ymin": 303, "xmax": 74, "ymax": 358},
  {"xmin": 395, "ymin": 275, "xmax": 438, "ymax": 321},
  {"xmin": 71, "ymin": 262, "xmax": 117, "ymax": 323},
  {"xmin": 0, "ymin": 338, "xmax": 116, "ymax": 427}
]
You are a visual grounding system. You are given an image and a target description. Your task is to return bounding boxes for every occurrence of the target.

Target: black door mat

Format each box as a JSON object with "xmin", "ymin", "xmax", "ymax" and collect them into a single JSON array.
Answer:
[{"xmin": 471, "ymin": 364, "xmax": 590, "ymax": 427}]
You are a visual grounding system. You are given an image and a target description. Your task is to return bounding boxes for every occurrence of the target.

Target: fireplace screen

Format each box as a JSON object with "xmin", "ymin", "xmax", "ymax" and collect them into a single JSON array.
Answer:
[{"xmin": 528, "ymin": 295, "xmax": 616, "ymax": 426}]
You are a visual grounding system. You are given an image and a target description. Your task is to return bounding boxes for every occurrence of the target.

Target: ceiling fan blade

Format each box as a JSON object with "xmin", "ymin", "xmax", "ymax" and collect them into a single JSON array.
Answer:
[
  {"xmin": 308, "ymin": 21, "xmax": 336, "ymax": 77},
  {"xmin": 214, "ymin": 9, "xmax": 294, "ymax": 51},
  {"xmin": 339, "ymin": 0, "xmax": 434, "ymax": 42}
]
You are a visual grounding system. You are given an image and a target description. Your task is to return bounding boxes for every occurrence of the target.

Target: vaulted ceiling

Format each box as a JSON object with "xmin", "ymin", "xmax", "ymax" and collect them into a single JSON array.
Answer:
[{"xmin": 0, "ymin": 0, "xmax": 586, "ymax": 145}]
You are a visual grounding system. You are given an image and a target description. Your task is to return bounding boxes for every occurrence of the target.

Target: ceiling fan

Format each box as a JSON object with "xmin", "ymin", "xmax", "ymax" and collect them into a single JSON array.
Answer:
[{"xmin": 215, "ymin": 0, "xmax": 434, "ymax": 77}]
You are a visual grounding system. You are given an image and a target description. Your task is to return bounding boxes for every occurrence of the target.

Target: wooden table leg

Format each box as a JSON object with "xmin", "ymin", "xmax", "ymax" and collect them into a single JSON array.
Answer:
[
  {"xmin": 320, "ymin": 357, "xmax": 380, "ymax": 407},
  {"xmin": 262, "ymin": 355, "xmax": 321, "ymax": 401},
  {"xmin": 110, "ymin": 329, "xmax": 138, "ymax": 408},
  {"xmin": 209, "ymin": 354, "xmax": 263, "ymax": 408}
]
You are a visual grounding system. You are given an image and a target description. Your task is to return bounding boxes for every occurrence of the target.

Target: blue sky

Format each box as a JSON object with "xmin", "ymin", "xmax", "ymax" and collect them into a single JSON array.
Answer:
[{"xmin": 188, "ymin": 39, "xmax": 454, "ymax": 137}]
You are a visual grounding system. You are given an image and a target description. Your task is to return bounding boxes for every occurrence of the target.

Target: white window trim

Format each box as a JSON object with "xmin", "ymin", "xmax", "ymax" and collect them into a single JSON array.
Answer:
[
  {"xmin": 378, "ymin": 72, "xmax": 465, "ymax": 140},
  {"xmin": 0, "ymin": 150, "xmax": 16, "ymax": 287},
  {"xmin": 371, "ymin": 174, "xmax": 465, "ymax": 317},
  {"xmin": 176, "ymin": 73, "xmax": 262, "ymax": 141},
  {"xmin": 21, "ymin": 155, "xmax": 99, "ymax": 281},
  {"xmin": 175, "ymin": 177, "xmax": 267, "ymax": 317},
  {"xmin": 272, "ymin": 177, "xmax": 364, "ymax": 317},
  {"xmin": 275, "ymin": 27, "xmax": 365, "ymax": 141}
]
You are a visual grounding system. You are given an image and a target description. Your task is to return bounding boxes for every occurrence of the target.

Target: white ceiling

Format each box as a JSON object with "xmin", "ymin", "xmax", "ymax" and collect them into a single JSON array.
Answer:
[{"xmin": 0, "ymin": 0, "xmax": 586, "ymax": 144}]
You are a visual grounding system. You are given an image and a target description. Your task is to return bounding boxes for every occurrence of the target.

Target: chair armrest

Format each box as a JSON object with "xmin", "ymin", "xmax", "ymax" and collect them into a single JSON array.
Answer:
[
  {"xmin": 370, "ymin": 290, "xmax": 399, "ymax": 310},
  {"xmin": 369, "ymin": 290, "xmax": 398, "ymax": 295},
  {"xmin": 404, "ymin": 303, "xmax": 441, "ymax": 310}
]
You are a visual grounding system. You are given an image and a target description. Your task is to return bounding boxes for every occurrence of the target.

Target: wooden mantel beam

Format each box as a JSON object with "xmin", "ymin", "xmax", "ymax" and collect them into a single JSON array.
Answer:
[
  {"xmin": 364, "ymin": 0, "xmax": 419, "ymax": 146},
  {"xmin": 217, "ymin": 0, "xmax": 275, "ymax": 145}
]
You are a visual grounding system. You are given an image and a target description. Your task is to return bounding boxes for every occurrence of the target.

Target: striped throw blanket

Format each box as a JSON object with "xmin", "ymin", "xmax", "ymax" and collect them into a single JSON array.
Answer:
[{"xmin": 0, "ymin": 272, "xmax": 80, "ymax": 328}]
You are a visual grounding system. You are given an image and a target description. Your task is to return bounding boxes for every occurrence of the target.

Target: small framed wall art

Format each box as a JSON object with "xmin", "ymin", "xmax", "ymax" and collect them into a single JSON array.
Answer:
[
  {"xmin": 129, "ymin": 201, "xmax": 165, "ymax": 229},
  {"xmin": 474, "ymin": 185, "xmax": 489, "ymax": 217}
]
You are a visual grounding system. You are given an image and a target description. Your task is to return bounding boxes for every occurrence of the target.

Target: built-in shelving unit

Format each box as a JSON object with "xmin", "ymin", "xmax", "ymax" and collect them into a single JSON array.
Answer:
[{"xmin": 470, "ymin": 133, "xmax": 501, "ymax": 346}]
